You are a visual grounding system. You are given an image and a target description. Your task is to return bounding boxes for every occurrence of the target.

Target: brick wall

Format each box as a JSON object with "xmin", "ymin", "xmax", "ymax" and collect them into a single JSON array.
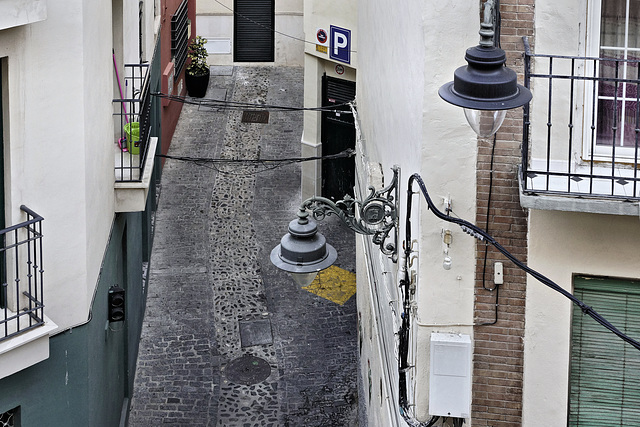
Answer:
[{"xmin": 472, "ymin": 1, "xmax": 534, "ymax": 426}]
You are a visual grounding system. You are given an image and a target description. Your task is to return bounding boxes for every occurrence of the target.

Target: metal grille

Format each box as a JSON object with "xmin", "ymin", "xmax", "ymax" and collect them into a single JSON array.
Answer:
[
  {"xmin": 522, "ymin": 37, "xmax": 640, "ymax": 200},
  {"xmin": 113, "ymin": 63, "xmax": 152, "ymax": 182},
  {"xmin": 241, "ymin": 110, "xmax": 269, "ymax": 123},
  {"xmin": 171, "ymin": 0, "xmax": 189, "ymax": 77},
  {"xmin": 323, "ymin": 75, "xmax": 356, "ymax": 125},
  {"xmin": 0, "ymin": 407, "xmax": 16, "ymax": 427},
  {"xmin": 0, "ymin": 207, "xmax": 44, "ymax": 343}
]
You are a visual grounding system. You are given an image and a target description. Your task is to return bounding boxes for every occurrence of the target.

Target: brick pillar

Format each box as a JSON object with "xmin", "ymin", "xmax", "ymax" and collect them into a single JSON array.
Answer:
[{"xmin": 471, "ymin": 1, "xmax": 534, "ymax": 426}]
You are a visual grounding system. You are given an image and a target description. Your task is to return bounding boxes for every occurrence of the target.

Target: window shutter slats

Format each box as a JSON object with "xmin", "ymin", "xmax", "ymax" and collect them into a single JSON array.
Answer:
[
  {"xmin": 569, "ymin": 276, "xmax": 640, "ymax": 426},
  {"xmin": 234, "ymin": 0, "xmax": 274, "ymax": 62}
]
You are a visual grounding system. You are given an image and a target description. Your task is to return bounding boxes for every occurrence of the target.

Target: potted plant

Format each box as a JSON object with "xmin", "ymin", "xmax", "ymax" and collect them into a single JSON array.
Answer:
[{"xmin": 185, "ymin": 36, "xmax": 209, "ymax": 98}]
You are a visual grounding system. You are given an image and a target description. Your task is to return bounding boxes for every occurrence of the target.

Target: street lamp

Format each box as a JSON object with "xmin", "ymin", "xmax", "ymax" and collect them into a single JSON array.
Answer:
[
  {"xmin": 438, "ymin": 0, "xmax": 531, "ymax": 137},
  {"xmin": 271, "ymin": 5, "xmax": 640, "ymax": 422},
  {"xmin": 271, "ymin": 0, "xmax": 528, "ymax": 282},
  {"xmin": 270, "ymin": 209, "xmax": 337, "ymax": 287},
  {"xmin": 270, "ymin": 167, "xmax": 399, "ymax": 285}
]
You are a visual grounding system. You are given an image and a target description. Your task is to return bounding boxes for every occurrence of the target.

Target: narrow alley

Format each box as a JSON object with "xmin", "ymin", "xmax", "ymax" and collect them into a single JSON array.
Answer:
[{"xmin": 128, "ymin": 66, "xmax": 359, "ymax": 426}]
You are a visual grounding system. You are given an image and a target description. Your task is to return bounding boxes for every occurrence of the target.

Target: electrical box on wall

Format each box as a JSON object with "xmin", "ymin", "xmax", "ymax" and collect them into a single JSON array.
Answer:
[{"xmin": 428, "ymin": 332, "xmax": 471, "ymax": 418}]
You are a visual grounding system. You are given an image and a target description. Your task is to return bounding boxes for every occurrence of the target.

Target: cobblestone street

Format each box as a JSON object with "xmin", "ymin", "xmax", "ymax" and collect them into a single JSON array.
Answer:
[{"xmin": 128, "ymin": 66, "xmax": 358, "ymax": 426}]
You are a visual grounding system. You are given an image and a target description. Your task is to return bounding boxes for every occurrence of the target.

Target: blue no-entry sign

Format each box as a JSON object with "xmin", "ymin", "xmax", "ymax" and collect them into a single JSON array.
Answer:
[{"xmin": 330, "ymin": 26, "xmax": 351, "ymax": 64}]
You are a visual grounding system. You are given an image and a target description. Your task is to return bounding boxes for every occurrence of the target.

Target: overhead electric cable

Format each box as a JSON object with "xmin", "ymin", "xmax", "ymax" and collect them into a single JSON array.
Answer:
[
  {"xmin": 407, "ymin": 173, "xmax": 640, "ymax": 352},
  {"xmin": 152, "ymin": 92, "xmax": 354, "ymax": 114},
  {"xmin": 157, "ymin": 149, "xmax": 355, "ymax": 176}
]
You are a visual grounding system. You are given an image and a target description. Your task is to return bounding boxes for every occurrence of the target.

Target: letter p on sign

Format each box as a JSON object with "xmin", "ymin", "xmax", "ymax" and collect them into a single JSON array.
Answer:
[{"xmin": 330, "ymin": 26, "xmax": 351, "ymax": 64}]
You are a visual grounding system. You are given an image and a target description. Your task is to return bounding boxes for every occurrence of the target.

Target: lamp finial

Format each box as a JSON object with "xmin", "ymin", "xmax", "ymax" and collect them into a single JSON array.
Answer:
[{"xmin": 479, "ymin": 0, "xmax": 495, "ymax": 47}]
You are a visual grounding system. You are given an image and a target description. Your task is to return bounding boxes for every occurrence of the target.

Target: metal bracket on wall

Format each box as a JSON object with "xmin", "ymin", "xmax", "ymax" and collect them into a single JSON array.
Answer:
[{"xmin": 299, "ymin": 166, "xmax": 400, "ymax": 261}]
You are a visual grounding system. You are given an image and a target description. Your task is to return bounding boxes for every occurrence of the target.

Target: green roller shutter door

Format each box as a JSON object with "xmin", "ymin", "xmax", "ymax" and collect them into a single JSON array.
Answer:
[{"xmin": 569, "ymin": 276, "xmax": 640, "ymax": 426}]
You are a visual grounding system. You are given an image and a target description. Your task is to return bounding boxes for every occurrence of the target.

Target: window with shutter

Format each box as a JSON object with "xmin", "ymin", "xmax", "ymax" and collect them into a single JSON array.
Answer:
[
  {"xmin": 234, "ymin": 0, "xmax": 274, "ymax": 62},
  {"xmin": 569, "ymin": 276, "xmax": 640, "ymax": 426},
  {"xmin": 583, "ymin": 0, "xmax": 640, "ymax": 161}
]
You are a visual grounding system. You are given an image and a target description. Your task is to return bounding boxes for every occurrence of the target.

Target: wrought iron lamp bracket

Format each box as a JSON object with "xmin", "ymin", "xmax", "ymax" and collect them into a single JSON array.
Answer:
[{"xmin": 297, "ymin": 166, "xmax": 399, "ymax": 262}]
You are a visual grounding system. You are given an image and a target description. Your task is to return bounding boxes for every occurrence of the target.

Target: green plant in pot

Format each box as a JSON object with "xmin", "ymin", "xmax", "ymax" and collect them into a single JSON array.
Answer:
[{"xmin": 185, "ymin": 35, "xmax": 209, "ymax": 98}]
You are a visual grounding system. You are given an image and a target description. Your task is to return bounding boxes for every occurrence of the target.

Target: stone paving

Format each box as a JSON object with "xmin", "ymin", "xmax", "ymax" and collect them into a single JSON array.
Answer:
[{"xmin": 128, "ymin": 66, "xmax": 358, "ymax": 426}]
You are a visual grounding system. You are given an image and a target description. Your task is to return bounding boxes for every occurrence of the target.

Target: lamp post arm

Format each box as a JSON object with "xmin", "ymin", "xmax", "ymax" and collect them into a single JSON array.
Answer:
[
  {"xmin": 299, "ymin": 167, "xmax": 399, "ymax": 261},
  {"xmin": 407, "ymin": 173, "xmax": 640, "ymax": 351}
]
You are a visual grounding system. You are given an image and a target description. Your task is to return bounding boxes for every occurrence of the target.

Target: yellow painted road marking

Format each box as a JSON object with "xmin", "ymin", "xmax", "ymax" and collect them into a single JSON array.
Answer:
[{"xmin": 302, "ymin": 266, "xmax": 356, "ymax": 305}]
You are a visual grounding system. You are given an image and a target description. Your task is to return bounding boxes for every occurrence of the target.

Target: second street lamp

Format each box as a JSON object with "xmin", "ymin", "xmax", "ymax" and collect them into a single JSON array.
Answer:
[
  {"xmin": 438, "ymin": 0, "xmax": 531, "ymax": 137},
  {"xmin": 271, "ymin": 0, "xmax": 529, "ymax": 283}
]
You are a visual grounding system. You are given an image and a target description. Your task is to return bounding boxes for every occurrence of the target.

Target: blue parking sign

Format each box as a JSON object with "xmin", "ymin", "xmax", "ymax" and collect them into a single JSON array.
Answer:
[{"xmin": 330, "ymin": 26, "xmax": 351, "ymax": 64}]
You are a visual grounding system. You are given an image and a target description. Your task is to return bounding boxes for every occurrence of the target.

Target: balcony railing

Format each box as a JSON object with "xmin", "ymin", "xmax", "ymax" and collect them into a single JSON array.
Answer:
[
  {"xmin": 0, "ymin": 206, "xmax": 44, "ymax": 342},
  {"xmin": 113, "ymin": 63, "xmax": 152, "ymax": 182},
  {"xmin": 521, "ymin": 38, "xmax": 640, "ymax": 202}
]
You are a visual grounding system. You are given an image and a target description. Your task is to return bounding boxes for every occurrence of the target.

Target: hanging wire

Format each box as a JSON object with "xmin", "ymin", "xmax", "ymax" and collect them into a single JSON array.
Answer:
[
  {"xmin": 479, "ymin": 134, "xmax": 500, "ymax": 326},
  {"xmin": 152, "ymin": 92, "xmax": 354, "ymax": 114},
  {"xmin": 157, "ymin": 149, "xmax": 354, "ymax": 176},
  {"xmin": 407, "ymin": 173, "xmax": 640, "ymax": 352}
]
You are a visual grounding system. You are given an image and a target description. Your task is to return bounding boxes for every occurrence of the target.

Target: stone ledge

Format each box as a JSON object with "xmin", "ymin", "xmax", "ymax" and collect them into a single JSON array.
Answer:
[
  {"xmin": 518, "ymin": 171, "xmax": 640, "ymax": 217},
  {"xmin": 0, "ymin": 0, "xmax": 47, "ymax": 30},
  {"xmin": 0, "ymin": 316, "xmax": 58, "ymax": 379},
  {"xmin": 115, "ymin": 137, "xmax": 158, "ymax": 213}
]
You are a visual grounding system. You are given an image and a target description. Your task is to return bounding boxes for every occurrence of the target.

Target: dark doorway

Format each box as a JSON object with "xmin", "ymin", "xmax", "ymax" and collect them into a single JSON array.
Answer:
[
  {"xmin": 234, "ymin": 0, "xmax": 275, "ymax": 62},
  {"xmin": 321, "ymin": 75, "xmax": 356, "ymax": 200}
]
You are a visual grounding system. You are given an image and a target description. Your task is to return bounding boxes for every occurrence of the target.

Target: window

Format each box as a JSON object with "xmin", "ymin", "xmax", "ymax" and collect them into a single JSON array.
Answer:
[
  {"xmin": 233, "ymin": 0, "xmax": 275, "ymax": 62},
  {"xmin": 0, "ymin": 407, "xmax": 19, "ymax": 427},
  {"xmin": 590, "ymin": 0, "xmax": 640, "ymax": 154},
  {"xmin": 568, "ymin": 276, "xmax": 640, "ymax": 425}
]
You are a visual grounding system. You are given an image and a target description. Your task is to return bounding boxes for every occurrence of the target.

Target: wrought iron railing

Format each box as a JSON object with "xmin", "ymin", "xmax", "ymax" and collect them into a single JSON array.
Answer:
[
  {"xmin": 522, "ymin": 38, "xmax": 640, "ymax": 201},
  {"xmin": 0, "ymin": 206, "xmax": 44, "ymax": 342},
  {"xmin": 171, "ymin": 0, "xmax": 189, "ymax": 78},
  {"xmin": 113, "ymin": 63, "xmax": 152, "ymax": 182}
]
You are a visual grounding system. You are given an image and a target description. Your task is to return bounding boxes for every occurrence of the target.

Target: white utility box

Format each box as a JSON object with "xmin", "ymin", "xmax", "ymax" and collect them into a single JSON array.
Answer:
[{"xmin": 428, "ymin": 332, "xmax": 472, "ymax": 418}]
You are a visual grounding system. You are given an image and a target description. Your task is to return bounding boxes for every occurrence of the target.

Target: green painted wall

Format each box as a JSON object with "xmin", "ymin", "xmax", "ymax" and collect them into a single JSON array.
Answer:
[{"xmin": 0, "ymin": 211, "xmax": 148, "ymax": 427}]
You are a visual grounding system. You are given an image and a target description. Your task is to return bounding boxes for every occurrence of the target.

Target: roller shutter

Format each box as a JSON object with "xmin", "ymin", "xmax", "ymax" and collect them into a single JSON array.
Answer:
[
  {"xmin": 569, "ymin": 276, "xmax": 640, "ymax": 426},
  {"xmin": 321, "ymin": 75, "xmax": 356, "ymax": 200},
  {"xmin": 234, "ymin": 0, "xmax": 274, "ymax": 62}
]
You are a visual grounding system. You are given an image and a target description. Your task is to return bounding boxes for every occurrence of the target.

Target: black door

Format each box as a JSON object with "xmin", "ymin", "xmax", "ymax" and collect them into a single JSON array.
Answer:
[
  {"xmin": 321, "ymin": 75, "xmax": 356, "ymax": 200},
  {"xmin": 234, "ymin": 0, "xmax": 275, "ymax": 62}
]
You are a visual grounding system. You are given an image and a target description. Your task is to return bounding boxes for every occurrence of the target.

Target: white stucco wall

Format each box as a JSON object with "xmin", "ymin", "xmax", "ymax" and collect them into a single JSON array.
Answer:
[
  {"xmin": 0, "ymin": 1, "xmax": 135, "ymax": 331},
  {"xmin": 522, "ymin": 209, "xmax": 640, "ymax": 426},
  {"xmin": 355, "ymin": 0, "xmax": 479, "ymax": 423},
  {"xmin": 414, "ymin": 2, "xmax": 481, "ymax": 421},
  {"xmin": 303, "ymin": 0, "xmax": 357, "ymax": 68},
  {"xmin": 197, "ymin": 0, "xmax": 304, "ymax": 66},
  {"xmin": 0, "ymin": 0, "xmax": 47, "ymax": 30},
  {"xmin": 529, "ymin": 0, "xmax": 590, "ymax": 167}
]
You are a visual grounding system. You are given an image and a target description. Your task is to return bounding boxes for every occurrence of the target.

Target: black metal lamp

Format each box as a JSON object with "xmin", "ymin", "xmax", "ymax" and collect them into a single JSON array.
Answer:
[
  {"xmin": 438, "ymin": 0, "xmax": 531, "ymax": 137},
  {"xmin": 271, "ymin": 168, "xmax": 400, "ymax": 285},
  {"xmin": 270, "ymin": 209, "xmax": 337, "ymax": 287}
]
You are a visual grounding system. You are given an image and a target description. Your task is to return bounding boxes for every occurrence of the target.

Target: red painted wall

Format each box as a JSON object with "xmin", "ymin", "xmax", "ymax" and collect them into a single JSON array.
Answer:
[{"xmin": 159, "ymin": 0, "xmax": 198, "ymax": 158}]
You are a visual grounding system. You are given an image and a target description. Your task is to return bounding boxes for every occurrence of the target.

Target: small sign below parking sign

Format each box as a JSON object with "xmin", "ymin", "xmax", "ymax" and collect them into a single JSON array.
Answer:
[{"xmin": 330, "ymin": 25, "xmax": 351, "ymax": 64}]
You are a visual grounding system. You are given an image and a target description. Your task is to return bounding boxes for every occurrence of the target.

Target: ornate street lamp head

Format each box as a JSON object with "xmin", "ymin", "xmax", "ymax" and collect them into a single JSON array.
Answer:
[{"xmin": 270, "ymin": 210, "xmax": 337, "ymax": 287}]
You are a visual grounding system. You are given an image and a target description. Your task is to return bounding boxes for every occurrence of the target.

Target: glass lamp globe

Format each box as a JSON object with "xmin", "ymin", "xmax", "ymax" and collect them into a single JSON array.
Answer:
[{"xmin": 463, "ymin": 109, "xmax": 507, "ymax": 138}]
